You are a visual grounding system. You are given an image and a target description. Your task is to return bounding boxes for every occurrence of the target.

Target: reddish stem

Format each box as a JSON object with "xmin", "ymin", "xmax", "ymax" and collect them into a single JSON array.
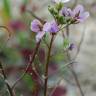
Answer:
[{"xmin": 44, "ymin": 35, "xmax": 55, "ymax": 96}]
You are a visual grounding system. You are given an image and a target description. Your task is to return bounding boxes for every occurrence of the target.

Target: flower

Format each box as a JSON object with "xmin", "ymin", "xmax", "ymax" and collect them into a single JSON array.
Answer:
[
  {"xmin": 52, "ymin": 0, "xmax": 70, "ymax": 3},
  {"xmin": 31, "ymin": 20, "xmax": 59, "ymax": 42},
  {"xmin": 43, "ymin": 21, "xmax": 59, "ymax": 33},
  {"xmin": 30, "ymin": 19, "xmax": 45, "ymax": 42},
  {"xmin": 68, "ymin": 43, "xmax": 75, "ymax": 50},
  {"xmin": 30, "ymin": 19, "xmax": 42, "ymax": 33},
  {"xmin": 36, "ymin": 32, "xmax": 45, "ymax": 42},
  {"xmin": 73, "ymin": 5, "xmax": 90, "ymax": 23},
  {"xmin": 61, "ymin": 5, "xmax": 90, "ymax": 23}
]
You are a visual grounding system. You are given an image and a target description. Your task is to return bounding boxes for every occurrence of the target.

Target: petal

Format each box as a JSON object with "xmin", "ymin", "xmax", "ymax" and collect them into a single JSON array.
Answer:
[
  {"xmin": 67, "ymin": 8, "xmax": 74, "ymax": 17},
  {"xmin": 73, "ymin": 5, "xmax": 84, "ymax": 15},
  {"xmin": 81, "ymin": 12, "xmax": 90, "ymax": 19},
  {"xmin": 61, "ymin": 7, "xmax": 74, "ymax": 17},
  {"xmin": 61, "ymin": 7, "xmax": 69, "ymax": 16},
  {"xmin": 78, "ymin": 12, "xmax": 90, "ymax": 22},
  {"xmin": 43, "ymin": 22, "xmax": 51, "ymax": 32},
  {"xmin": 43, "ymin": 21, "xmax": 59, "ymax": 33},
  {"xmin": 50, "ymin": 21, "xmax": 59, "ymax": 33},
  {"xmin": 36, "ymin": 32, "xmax": 45, "ymax": 42},
  {"xmin": 30, "ymin": 19, "xmax": 41, "ymax": 33}
]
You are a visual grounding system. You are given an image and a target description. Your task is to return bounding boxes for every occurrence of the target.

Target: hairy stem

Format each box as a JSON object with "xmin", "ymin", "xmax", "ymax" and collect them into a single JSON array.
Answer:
[
  {"xmin": 12, "ymin": 41, "xmax": 41, "ymax": 89},
  {"xmin": 44, "ymin": 35, "xmax": 55, "ymax": 96},
  {"xmin": 0, "ymin": 62, "xmax": 15, "ymax": 96}
]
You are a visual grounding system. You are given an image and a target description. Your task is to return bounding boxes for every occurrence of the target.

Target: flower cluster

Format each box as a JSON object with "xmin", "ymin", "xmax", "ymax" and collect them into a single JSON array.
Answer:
[
  {"xmin": 31, "ymin": 19, "xmax": 59, "ymax": 42},
  {"xmin": 61, "ymin": 5, "xmax": 90, "ymax": 23},
  {"xmin": 30, "ymin": 0, "xmax": 89, "ymax": 42}
]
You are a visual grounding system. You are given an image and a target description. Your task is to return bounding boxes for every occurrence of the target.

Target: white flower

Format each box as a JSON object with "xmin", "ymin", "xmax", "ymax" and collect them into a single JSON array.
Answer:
[{"xmin": 52, "ymin": 0, "xmax": 70, "ymax": 3}]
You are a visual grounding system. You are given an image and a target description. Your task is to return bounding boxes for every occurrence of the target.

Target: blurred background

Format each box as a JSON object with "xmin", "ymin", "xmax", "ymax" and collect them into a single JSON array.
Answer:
[{"xmin": 0, "ymin": 0, "xmax": 96, "ymax": 96}]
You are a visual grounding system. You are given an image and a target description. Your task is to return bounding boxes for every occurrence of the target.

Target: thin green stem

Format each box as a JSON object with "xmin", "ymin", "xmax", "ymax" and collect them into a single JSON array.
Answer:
[
  {"xmin": 66, "ymin": 25, "xmax": 69, "ymax": 37},
  {"xmin": 44, "ymin": 35, "xmax": 55, "ymax": 96}
]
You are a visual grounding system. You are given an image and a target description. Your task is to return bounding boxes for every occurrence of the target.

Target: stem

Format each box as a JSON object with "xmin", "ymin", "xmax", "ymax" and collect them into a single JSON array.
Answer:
[
  {"xmin": 27, "ymin": 10, "xmax": 45, "ymax": 24},
  {"xmin": 12, "ymin": 41, "xmax": 41, "ymax": 89},
  {"xmin": 44, "ymin": 35, "xmax": 55, "ymax": 96},
  {"xmin": 66, "ymin": 25, "xmax": 69, "ymax": 37},
  {"xmin": 0, "ymin": 61, "xmax": 15, "ymax": 96},
  {"xmin": 67, "ymin": 50, "xmax": 84, "ymax": 96},
  {"xmin": 65, "ymin": 26, "xmax": 84, "ymax": 96},
  {"xmin": 69, "ymin": 66, "xmax": 84, "ymax": 96}
]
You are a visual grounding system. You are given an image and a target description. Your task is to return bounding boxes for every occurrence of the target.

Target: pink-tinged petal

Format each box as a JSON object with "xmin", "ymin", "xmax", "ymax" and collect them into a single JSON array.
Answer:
[
  {"xmin": 77, "ymin": 12, "xmax": 90, "ymax": 22},
  {"xmin": 36, "ymin": 31, "xmax": 45, "ymax": 42},
  {"xmin": 73, "ymin": 5, "xmax": 84, "ymax": 15},
  {"xmin": 43, "ymin": 21, "xmax": 59, "ymax": 33},
  {"xmin": 30, "ymin": 19, "xmax": 41, "ymax": 33},
  {"xmin": 80, "ymin": 12, "xmax": 90, "ymax": 20}
]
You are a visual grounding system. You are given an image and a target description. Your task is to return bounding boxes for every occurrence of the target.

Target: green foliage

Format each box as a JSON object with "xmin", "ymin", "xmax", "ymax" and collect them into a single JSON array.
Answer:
[
  {"xmin": 55, "ymin": 3, "xmax": 63, "ymax": 11},
  {"xmin": 48, "ymin": 5, "xmax": 67, "ymax": 24},
  {"xmin": 3, "ymin": 0, "xmax": 11, "ymax": 18},
  {"xmin": 23, "ymin": 74, "xmax": 36, "ymax": 91},
  {"xmin": 63, "ymin": 38, "xmax": 70, "ymax": 49},
  {"xmin": 0, "ymin": 43, "xmax": 21, "ymax": 65},
  {"xmin": 48, "ymin": 6, "xmax": 58, "ymax": 16},
  {"xmin": 17, "ymin": 32, "xmax": 35, "ymax": 48}
]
